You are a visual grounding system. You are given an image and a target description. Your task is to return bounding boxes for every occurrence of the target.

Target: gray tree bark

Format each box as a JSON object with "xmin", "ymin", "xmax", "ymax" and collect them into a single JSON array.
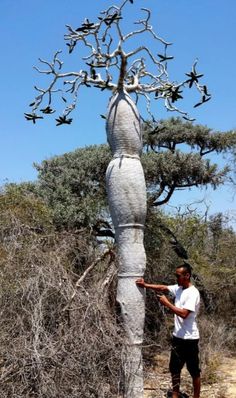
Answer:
[{"xmin": 106, "ymin": 90, "xmax": 146, "ymax": 397}]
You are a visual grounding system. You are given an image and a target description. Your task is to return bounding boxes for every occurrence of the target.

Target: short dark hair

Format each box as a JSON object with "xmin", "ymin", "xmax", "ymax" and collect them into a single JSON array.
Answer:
[{"xmin": 177, "ymin": 262, "xmax": 192, "ymax": 276}]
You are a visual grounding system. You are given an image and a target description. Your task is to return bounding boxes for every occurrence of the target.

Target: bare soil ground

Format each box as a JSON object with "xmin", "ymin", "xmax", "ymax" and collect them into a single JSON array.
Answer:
[
  {"xmin": 143, "ymin": 352, "xmax": 236, "ymax": 398},
  {"xmin": 217, "ymin": 356, "xmax": 236, "ymax": 396}
]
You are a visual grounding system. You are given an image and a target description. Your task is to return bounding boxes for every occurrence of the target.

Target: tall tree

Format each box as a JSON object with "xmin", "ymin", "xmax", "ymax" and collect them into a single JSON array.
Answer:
[{"xmin": 25, "ymin": 1, "xmax": 212, "ymax": 396}]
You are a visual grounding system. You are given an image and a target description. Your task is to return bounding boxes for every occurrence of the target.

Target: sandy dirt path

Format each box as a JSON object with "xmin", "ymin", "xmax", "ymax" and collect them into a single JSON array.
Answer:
[
  {"xmin": 143, "ymin": 353, "xmax": 236, "ymax": 398},
  {"xmin": 218, "ymin": 356, "xmax": 236, "ymax": 396}
]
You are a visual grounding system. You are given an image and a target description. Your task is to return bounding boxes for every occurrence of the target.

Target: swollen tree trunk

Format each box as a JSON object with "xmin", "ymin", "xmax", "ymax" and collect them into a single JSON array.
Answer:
[{"xmin": 106, "ymin": 90, "xmax": 146, "ymax": 398}]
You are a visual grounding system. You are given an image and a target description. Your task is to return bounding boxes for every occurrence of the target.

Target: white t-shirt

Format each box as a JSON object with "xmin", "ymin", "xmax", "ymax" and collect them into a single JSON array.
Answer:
[{"xmin": 167, "ymin": 284, "xmax": 200, "ymax": 340}]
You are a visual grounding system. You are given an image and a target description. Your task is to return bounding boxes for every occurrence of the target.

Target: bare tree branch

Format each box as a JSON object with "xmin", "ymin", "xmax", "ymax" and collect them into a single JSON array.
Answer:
[{"xmin": 26, "ymin": 1, "xmax": 211, "ymax": 125}]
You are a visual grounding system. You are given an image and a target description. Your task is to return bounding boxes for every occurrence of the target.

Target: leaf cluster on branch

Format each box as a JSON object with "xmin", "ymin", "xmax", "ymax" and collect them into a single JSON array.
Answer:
[{"xmin": 143, "ymin": 117, "xmax": 236, "ymax": 155}]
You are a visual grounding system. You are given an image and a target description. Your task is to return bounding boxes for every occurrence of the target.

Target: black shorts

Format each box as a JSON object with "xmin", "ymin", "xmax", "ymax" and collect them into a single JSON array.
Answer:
[{"xmin": 169, "ymin": 336, "xmax": 201, "ymax": 378}]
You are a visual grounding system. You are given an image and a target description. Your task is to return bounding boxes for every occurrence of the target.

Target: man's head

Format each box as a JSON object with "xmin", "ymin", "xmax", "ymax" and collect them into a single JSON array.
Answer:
[{"xmin": 175, "ymin": 262, "xmax": 192, "ymax": 287}]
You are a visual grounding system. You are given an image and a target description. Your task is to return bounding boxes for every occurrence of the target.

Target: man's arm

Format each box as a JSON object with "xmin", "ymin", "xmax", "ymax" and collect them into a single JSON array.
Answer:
[
  {"xmin": 136, "ymin": 278, "xmax": 169, "ymax": 293},
  {"xmin": 159, "ymin": 295, "xmax": 191, "ymax": 319}
]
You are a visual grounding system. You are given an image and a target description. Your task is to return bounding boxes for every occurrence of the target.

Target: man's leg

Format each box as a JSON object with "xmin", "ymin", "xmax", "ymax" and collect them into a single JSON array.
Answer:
[
  {"xmin": 192, "ymin": 375, "xmax": 200, "ymax": 398},
  {"xmin": 171, "ymin": 373, "xmax": 180, "ymax": 398},
  {"xmin": 186, "ymin": 339, "xmax": 201, "ymax": 398},
  {"xmin": 169, "ymin": 337, "xmax": 185, "ymax": 398}
]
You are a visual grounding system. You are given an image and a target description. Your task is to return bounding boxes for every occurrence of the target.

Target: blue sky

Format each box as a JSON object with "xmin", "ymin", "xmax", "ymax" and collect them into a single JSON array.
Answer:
[{"xmin": 1, "ymin": 0, "xmax": 235, "ymax": 224}]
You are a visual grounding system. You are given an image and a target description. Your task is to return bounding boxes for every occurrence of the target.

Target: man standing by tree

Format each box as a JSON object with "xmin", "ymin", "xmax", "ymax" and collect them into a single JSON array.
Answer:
[{"xmin": 136, "ymin": 263, "xmax": 201, "ymax": 398}]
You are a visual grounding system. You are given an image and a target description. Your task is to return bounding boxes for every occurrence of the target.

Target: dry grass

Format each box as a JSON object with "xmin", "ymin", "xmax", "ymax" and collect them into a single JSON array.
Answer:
[
  {"xmin": 0, "ymin": 217, "xmax": 124, "ymax": 397},
  {"xmin": 0, "ymin": 190, "xmax": 235, "ymax": 397}
]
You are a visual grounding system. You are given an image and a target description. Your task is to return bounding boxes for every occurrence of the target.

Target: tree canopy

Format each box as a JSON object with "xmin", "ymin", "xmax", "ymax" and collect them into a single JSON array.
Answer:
[
  {"xmin": 32, "ymin": 144, "xmax": 111, "ymax": 229},
  {"xmin": 24, "ymin": 118, "xmax": 235, "ymax": 230}
]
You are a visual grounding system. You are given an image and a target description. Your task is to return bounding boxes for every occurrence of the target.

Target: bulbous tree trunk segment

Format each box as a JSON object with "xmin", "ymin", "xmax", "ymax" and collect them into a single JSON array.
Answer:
[{"xmin": 106, "ymin": 91, "xmax": 147, "ymax": 398}]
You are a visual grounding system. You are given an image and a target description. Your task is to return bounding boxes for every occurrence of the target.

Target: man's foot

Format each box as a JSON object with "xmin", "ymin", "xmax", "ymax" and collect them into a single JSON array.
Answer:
[{"xmin": 167, "ymin": 390, "xmax": 179, "ymax": 398}]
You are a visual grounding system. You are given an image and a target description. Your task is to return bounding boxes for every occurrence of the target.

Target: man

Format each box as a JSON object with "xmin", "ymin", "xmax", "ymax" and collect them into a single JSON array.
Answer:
[{"xmin": 136, "ymin": 263, "xmax": 201, "ymax": 398}]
